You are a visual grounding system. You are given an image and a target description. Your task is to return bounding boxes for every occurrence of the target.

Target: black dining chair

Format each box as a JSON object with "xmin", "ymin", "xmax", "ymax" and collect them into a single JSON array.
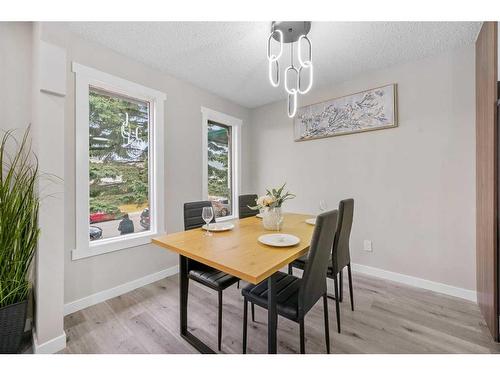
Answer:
[
  {"xmin": 241, "ymin": 209, "xmax": 338, "ymax": 354},
  {"xmin": 238, "ymin": 194, "xmax": 259, "ymax": 219},
  {"xmin": 289, "ymin": 198, "xmax": 354, "ymax": 334},
  {"xmin": 183, "ymin": 201, "xmax": 240, "ymax": 351}
]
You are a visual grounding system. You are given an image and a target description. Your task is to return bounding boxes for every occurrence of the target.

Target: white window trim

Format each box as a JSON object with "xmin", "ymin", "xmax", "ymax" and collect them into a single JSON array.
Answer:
[
  {"xmin": 72, "ymin": 63, "xmax": 166, "ymax": 260},
  {"xmin": 201, "ymin": 107, "xmax": 242, "ymax": 222}
]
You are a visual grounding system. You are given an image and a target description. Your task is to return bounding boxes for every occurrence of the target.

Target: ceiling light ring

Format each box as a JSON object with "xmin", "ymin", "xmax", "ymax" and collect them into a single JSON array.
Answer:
[
  {"xmin": 284, "ymin": 65, "xmax": 299, "ymax": 95},
  {"xmin": 268, "ymin": 58, "xmax": 280, "ymax": 87},
  {"xmin": 267, "ymin": 30, "xmax": 283, "ymax": 62},
  {"xmin": 287, "ymin": 89, "xmax": 298, "ymax": 118},
  {"xmin": 297, "ymin": 62, "xmax": 313, "ymax": 95},
  {"xmin": 297, "ymin": 35, "xmax": 312, "ymax": 67}
]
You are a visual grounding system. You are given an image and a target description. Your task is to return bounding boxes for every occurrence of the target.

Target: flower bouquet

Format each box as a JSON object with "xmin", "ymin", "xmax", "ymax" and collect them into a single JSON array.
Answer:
[{"xmin": 249, "ymin": 183, "xmax": 295, "ymax": 230}]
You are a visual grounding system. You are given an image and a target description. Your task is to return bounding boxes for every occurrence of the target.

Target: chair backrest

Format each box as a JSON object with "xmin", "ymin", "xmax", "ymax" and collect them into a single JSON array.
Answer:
[
  {"xmin": 183, "ymin": 201, "xmax": 216, "ymax": 230},
  {"xmin": 238, "ymin": 194, "xmax": 259, "ymax": 219},
  {"xmin": 332, "ymin": 198, "xmax": 354, "ymax": 273},
  {"xmin": 299, "ymin": 209, "xmax": 338, "ymax": 314}
]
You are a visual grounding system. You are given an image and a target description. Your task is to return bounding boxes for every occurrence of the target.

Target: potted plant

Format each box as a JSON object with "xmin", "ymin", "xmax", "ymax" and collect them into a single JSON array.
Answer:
[
  {"xmin": 0, "ymin": 128, "xmax": 40, "ymax": 353},
  {"xmin": 250, "ymin": 183, "xmax": 295, "ymax": 230}
]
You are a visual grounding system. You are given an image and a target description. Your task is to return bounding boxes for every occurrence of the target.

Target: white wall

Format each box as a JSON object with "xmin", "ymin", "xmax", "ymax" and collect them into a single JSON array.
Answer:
[
  {"xmin": 38, "ymin": 23, "xmax": 252, "ymax": 305},
  {"xmin": 0, "ymin": 22, "xmax": 32, "ymax": 131},
  {"xmin": 248, "ymin": 46, "xmax": 476, "ymax": 291}
]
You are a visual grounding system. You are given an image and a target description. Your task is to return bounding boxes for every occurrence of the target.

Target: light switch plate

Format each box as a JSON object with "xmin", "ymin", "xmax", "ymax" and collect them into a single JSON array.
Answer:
[{"xmin": 363, "ymin": 240, "xmax": 373, "ymax": 252}]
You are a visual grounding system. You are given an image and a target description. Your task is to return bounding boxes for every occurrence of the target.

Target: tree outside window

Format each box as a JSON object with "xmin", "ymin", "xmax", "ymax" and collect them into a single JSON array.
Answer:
[
  {"xmin": 88, "ymin": 88, "xmax": 151, "ymax": 241},
  {"xmin": 207, "ymin": 122, "xmax": 232, "ymax": 218}
]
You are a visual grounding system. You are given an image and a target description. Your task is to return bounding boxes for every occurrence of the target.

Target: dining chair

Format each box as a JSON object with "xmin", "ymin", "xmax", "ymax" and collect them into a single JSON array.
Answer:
[
  {"xmin": 183, "ymin": 201, "xmax": 240, "ymax": 351},
  {"xmin": 241, "ymin": 209, "xmax": 338, "ymax": 354},
  {"xmin": 288, "ymin": 198, "xmax": 354, "ymax": 334},
  {"xmin": 238, "ymin": 194, "xmax": 259, "ymax": 219}
]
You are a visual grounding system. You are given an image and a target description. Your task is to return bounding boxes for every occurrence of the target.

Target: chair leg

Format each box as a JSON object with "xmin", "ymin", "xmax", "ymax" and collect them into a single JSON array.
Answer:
[
  {"xmin": 299, "ymin": 317, "xmax": 305, "ymax": 354},
  {"xmin": 218, "ymin": 290, "xmax": 223, "ymax": 351},
  {"xmin": 347, "ymin": 264, "xmax": 354, "ymax": 311},
  {"xmin": 339, "ymin": 270, "xmax": 343, "ymax": 302},
  {"xmin": 251, "ymin": 303, "xmax": 255, "ymax": 322},
  {"xmin": 323, "ymin": 294, "xmax": 330, "ymax": 354},
  {"xmin": 242, "ymin": 298, "xmax": 248, "ymax": 354},
  {"xmin": 333, "ymin": 274, "xmax": 341, "ymax": 333},
  {"xmin": 288, "ymin": 264, "xmax": 293, "ymax": 275}
]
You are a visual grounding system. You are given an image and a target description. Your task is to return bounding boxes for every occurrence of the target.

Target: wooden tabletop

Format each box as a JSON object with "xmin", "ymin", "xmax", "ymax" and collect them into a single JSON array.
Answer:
[{"xmin": 152, "ymin": 213, "xmax": 315, "ymax": 284}]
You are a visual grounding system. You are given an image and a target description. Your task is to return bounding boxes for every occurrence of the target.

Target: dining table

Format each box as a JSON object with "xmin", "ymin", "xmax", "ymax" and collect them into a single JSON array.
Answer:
[{"xmin": 152, "ymin": 212, "xmax": 315, "ymax": 354}]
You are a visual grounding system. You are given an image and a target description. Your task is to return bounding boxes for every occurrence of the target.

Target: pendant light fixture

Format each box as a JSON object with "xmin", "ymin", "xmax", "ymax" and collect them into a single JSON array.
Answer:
[{"xmin": 267, "ymin": 21, "xmax": 313, "ymax": 118}]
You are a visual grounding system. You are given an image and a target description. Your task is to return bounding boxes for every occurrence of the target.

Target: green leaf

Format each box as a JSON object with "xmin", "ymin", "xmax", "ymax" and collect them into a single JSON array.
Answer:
[{"xmin": 0, "ymin": 126, "xmax": 40, "ymax": 307}]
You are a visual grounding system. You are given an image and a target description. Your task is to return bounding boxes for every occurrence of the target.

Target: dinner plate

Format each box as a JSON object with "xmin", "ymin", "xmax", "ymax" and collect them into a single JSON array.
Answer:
[
  {"xmin": 258, "ymin": 233, "xmax": 300, "ymax": 247},
  {"xmin": 256, "ymin": 213, "xmax": 263, "ymax": 218},
  {"xmin": 305, "ymin": 218, "xmax": 316, "ymax": 225},
  {"xmin": 202, "ymin": 223, "xmax": 235, "ymax": 232}
]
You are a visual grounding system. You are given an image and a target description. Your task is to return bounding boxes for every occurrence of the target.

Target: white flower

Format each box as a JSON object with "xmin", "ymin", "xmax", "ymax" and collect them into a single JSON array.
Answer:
[
  {"xmin": 256, "ymin": 196, "xmax": 266, "ymax": 207},
  {"xmin": 263, "ymin": 196, "xmax": 276, "ymax": 206}
]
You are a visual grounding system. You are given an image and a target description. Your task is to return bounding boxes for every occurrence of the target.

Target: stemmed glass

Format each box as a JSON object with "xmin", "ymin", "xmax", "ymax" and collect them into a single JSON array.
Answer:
[
  {"xmin": 319, "ymin": 200, "xmax": 328, "ymax": 214},
  {"xmin": 202, "ymin": 206, "xmax": 214, "ymax": 236}
]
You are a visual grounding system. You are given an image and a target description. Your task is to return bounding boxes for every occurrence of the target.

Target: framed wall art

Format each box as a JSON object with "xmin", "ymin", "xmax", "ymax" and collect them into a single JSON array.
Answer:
[{"xmin": 294, "ymin": 84, "xmax": 398, "ymax": 141}]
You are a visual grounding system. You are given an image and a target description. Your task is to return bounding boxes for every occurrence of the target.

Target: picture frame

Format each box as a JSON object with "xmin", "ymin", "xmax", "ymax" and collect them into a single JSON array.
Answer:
[{"xmin": 294, "ymin": 83, "xmax": 398, "ymax": 141}]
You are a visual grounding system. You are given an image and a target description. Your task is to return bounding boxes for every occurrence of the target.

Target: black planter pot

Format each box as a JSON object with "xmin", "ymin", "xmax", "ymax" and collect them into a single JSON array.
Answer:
[{"xmin": 0, "ymin": 300, "xmax": 28, "ymax": 354}]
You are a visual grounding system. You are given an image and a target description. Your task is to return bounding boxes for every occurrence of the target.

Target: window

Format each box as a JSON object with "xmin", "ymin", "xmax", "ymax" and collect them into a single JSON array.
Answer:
[
  {"xmin": 88, "ymin": 88, "xmax": 150, "ymax": 241},
  {"xmin": 73, "ymin": 63, "xmax": 165, "ymax": 260},
  {"xmin": 207, "ymin": 121, "xmax": 233, "ymax": 218},
  {"xmin": 202, "ymin": 107, "xmax": 241, "ymax": 221}
]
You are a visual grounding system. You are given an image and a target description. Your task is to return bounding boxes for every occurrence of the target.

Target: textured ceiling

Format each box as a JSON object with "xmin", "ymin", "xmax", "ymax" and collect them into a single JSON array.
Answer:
[{"xmin": 66, "ymin": 22, "xmax": 481, "ymax": 108}]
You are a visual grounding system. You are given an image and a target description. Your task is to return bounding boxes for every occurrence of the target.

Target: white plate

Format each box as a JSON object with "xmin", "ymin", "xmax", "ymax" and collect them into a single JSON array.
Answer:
[
  {"xmin": 256, "ymin": 213, "xmax": 263, "ymax": 218},
  {"xmin": 305, "ymin": 218, "xmax": 316, "ymax": 225},
  {"xmin": 258, "ymin": 234, "xmax": 300, "ymax": 247},
  {"xmin": 202, "ymin": 223, "xmax": 235, "ymax": 232}
]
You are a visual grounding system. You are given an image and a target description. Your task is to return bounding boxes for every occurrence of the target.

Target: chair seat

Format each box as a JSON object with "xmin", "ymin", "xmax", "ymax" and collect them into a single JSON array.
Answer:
[
  {"xmin": 242, "ymin": 272, "xmax": 301, "ymax": 321},
  {"xmin": 291, "ymin": 254, "xmax": 309, "ymax": 267},
  {"xmin": 188, "ymin": 267, "xmax": 239, "ymax": 290}
]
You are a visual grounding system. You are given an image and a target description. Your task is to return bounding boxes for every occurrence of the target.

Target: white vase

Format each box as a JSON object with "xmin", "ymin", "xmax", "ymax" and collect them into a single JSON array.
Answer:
[{"xmin": 262, "ymin": 207, "xmax": 283, "ymax": 230}]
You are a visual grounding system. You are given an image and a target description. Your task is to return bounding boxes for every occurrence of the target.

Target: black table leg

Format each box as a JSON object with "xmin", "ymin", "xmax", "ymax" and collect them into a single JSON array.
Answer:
[
  {"xmin": 180, "ymin": 254, "xmax": 188, "ymax": 334},
  {"xmin": 267, "ymin": 272, "xmax": 278, "ymax": 354},
  {"xmin": 179, "ymin": 254, "xmax": 215, "ymax": 354}
]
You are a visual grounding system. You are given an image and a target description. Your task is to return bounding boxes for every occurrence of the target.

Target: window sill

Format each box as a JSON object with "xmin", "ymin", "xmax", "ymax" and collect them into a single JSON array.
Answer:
[{"xmin": 71, "ymin": 231, "xmax": 165, "ymax": 260}]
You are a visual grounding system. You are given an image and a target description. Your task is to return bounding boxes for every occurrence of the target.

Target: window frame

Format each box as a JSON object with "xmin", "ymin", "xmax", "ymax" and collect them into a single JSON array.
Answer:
[
  {"xmin": 201, "ymin": 107, "xmax": 242, "ymax": 222},
  {"xmin": 72, "ymin": 63, "xmax": 166, "ymax": 260}
]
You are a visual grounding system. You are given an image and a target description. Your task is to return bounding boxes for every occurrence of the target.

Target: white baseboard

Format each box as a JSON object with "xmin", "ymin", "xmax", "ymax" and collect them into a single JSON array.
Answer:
[
  {"xmin": 32, "ymin": 328, "xmax": 66, "ymax": 354},
  {"xmin": 280, "ymin": 264, "xmax": 476, "ymax": 303},
  {"xmin": 63, "ymin": 265, "xmax": 179, "ymax": 316},
  {"xmin": 63, "ymin": 261, "xmax": 476, "ymax": 318},
  {"xmin": 350, "ymin": 263, "xmax": 477, "ymax": 302}
]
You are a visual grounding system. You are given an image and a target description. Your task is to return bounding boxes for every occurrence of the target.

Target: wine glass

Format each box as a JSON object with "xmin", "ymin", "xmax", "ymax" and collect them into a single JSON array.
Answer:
[
  {"xmin": 202, "ymin": 206, "xmax": 214, "ymax": 236},
  {"xmin": 319, "ymin": 200, "xmax": 328, "ymax": 214}
]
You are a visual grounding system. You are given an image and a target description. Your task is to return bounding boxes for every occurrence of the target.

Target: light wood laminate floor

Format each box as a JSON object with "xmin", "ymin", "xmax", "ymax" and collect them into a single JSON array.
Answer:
[{"xmin": 62, "ymin": 271, "xmax": 500, "ymax": 354}]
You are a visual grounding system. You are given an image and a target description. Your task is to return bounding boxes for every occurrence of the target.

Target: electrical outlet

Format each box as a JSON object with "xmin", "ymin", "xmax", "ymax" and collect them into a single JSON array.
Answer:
[{"xmin": 363, "ymin": 240, "xmax": 373, "ymax": 252}]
